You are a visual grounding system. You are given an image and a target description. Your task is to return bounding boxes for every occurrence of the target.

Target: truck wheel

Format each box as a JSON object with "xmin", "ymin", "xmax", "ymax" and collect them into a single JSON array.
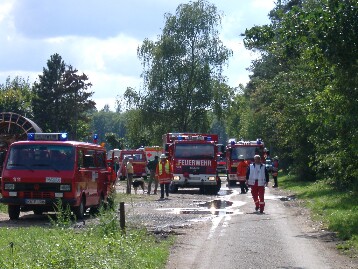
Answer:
[
  {"xmin": 8, "ymin": 205, "xmax": 20, "ymax": 220},
  {"xmin": 74, "ymin": 197, "xmax": 85, "ymax": 220}
]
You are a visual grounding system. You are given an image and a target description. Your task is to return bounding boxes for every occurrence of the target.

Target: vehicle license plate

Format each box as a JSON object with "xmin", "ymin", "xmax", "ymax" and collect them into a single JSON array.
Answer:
[
  {"xmin": 25, "ymin": 199, "xmax": 46, "ymax": 205},
  {"xmin": 46, "ymin": 177, "xmax": 61, "ymax": 183}
]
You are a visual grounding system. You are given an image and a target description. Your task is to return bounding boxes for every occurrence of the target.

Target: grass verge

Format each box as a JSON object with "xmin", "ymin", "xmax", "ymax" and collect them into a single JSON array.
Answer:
[
  {"xmin": 0, "ymin": 194, "xmax": 174, "ymax": 269},
  {"xmin": 279, "ymin": 173, "xmax": 358, "ymax": 255}
]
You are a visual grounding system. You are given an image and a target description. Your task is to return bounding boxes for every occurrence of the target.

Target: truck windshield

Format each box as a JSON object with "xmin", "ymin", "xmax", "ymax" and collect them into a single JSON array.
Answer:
[
  {"xmin": 231, "ymin": 147, "xmax": 262, "ymax": 160},
  {"xmin": 174, "ymin": 144, "xmax": 215, "ymax": 159},
  {"xmin": 6, "ymin": 144, "xmax": 75, "ymax": 171}
]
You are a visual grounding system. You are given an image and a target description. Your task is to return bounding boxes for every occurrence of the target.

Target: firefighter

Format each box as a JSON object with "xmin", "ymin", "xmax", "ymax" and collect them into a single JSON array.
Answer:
[
  {"xmin": 147, "ymin": 155, "xmax": 159, "ymax": 195},
  {"xmin": 246, "ymin": 155, "xmax": 269, "ymax": 213},
  {"xmin": 272, "ymin": 156, "xmax": 279, "ymax": 188},
  {"xmin": 237, "ymin": 155, "xmax": 249, "ymax": 194},
  {"xmin": 156, "ymin": 154, "xmax": 172, "ymax": 199},
  {"xmin": 126, "ymin": 157, "xmax": 134, "ymax": 194}
]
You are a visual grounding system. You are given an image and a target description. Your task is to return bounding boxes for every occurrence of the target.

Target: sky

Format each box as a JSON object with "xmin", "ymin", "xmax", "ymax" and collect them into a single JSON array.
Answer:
[{"xmin": 0, "ymin": 0, "xmax": 276, "ymax": 111}]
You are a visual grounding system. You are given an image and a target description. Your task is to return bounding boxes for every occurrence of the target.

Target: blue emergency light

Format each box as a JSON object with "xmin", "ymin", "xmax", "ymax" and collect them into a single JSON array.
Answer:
[
  {"xmin": 27, "ymin": 133, "xmax": 68, "ymax": 141},
  {"xmin": 93, "ymin": 133, "xmax": 98, "ymax": 143}
]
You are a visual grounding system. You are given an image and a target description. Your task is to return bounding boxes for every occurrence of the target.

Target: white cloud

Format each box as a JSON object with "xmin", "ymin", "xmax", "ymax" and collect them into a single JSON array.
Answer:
[{"xmin": 0, "ymin": 0, "xmax": 276, "ymax": 111}]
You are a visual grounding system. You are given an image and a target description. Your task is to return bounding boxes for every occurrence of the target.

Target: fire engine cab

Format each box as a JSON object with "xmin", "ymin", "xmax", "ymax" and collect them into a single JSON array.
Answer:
[
  {"xmin": 163, "ymin": 133, "xmax": 221, "ymax": 194},
  {"xmin": 0, "ymin": 133, "xmax": 115, "ymax": 220},
  {"xmin": 226, "ymin": 138, "xmax": 265, "ymax": 186}
]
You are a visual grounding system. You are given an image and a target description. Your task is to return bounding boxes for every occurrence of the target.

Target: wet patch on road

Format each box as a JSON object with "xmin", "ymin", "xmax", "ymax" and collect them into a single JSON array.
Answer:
[{"xmin": 156, "ymin": 199, "xmax": 245, "ymax": 217}]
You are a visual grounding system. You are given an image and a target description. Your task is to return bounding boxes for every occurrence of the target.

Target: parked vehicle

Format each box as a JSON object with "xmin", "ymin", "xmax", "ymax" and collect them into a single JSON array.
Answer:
[
  {"xmin": 117, "ymin": 149, "xmax": 147, "ymax": 180},
  {"xmin": 216, "ymin": 155, "xmax": 227, "ymax": 174},
  {"xmin": 0, "ymin": 133, "xmax": 115, "ymax": 220},
  {"xmin": 163, "ymin": 133, "xmax": 221, "ymax": 194},
  {"xmin": 226, "ymin": 138, "xmax": 265, "ymax": 186}
]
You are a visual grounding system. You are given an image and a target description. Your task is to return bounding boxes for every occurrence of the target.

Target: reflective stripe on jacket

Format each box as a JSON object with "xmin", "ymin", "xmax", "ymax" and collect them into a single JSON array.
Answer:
[
  {"xmin": 158, "ymin": 161, "xmax": 170, "ymax": 175},
  {"xmin": 156, "ymin": 160, "xmax": 171, "ymax": 184},
  {"xmin": 246, "ymin": 163, "xmax": 268, "ymax": 186}
]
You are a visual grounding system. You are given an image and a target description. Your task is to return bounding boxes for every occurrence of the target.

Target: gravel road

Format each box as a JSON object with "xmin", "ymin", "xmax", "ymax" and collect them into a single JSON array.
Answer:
[
  {"xmin": 1, "ymin": 178, "xmax": 357, "ymax": 269},
  {"xmin": 115, "ymin": 179, "xmax": 358, "ymax": 269}
]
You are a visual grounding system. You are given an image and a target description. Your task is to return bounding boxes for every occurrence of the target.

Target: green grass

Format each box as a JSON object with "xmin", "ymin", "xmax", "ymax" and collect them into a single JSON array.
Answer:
[
  {"xmin": 0, "ymin": 194, "xmax": 174, "ymax": 269},
  {"xmin": 279, "ymin": 173, "xmax": 358, "ymax": 253}
]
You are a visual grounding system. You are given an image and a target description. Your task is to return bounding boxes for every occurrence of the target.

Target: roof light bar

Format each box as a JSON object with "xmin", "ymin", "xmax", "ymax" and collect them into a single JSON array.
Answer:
[{"xmin": 27, "ymin": 133, "xmax": 68, "ymax": 141}]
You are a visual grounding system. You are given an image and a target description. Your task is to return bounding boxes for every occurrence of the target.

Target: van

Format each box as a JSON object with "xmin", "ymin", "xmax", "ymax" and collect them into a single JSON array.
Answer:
[{"xmin": 0, "ymin": 133, "xmax": 115, "ymax": 220}]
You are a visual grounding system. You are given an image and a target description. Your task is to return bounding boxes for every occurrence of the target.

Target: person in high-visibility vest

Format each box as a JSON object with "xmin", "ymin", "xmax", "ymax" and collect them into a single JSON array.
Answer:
[
  {"xmin": 155, "ymin": 154, "xmax": 172, "ymax": 199},
  {"xmin": 237, "ymin": 155, "xmax": 249, "ymax": 194},
  {"xmin": 246, "ymin": 155, "xmax": 269, "ymax": 213}
]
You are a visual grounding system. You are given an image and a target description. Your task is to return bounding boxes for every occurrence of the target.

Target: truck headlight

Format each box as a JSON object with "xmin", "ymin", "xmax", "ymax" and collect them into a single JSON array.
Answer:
[
  {"xmin": 60, "ymin": 184, "xmax": 71, "ymax": 191},
  {"xmin": 208, "ymin": 176, "xmax": 215, "ymax": 181},
  {"xmin": 173, "ymin": 176, "xmax": 180, "ymax": 181},
  {"xmin": 4, "ymin": 183, "xmax": 15, "ymax": 190}
]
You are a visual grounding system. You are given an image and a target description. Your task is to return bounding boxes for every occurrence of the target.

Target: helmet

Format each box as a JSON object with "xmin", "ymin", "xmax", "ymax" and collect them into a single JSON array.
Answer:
[
  {"xmin": 160, "ymin": 154, "xmax": 166, "ymax": 159},
  {"xmin": 239, "ymin": 155, "xmax": 244, "ymax": 160},
  {"xmin": 274, "ymin": 156, "xmax": 279, "ymax": 160}
]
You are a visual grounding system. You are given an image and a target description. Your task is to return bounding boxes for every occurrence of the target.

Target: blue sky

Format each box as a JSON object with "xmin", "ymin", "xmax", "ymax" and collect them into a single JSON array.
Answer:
[{"xmin": 0, "ymin": 0, "xmax": 275, "ymax": 111}]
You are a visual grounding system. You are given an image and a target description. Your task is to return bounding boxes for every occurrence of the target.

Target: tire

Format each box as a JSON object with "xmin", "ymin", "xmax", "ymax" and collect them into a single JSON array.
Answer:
[
  {"xmin": 8, "ymin": 205, "xmax": 20, "ymax": 220},
  {"xmin": 73, "ymin": 197, "xmax": 85, "ymax": 220}
]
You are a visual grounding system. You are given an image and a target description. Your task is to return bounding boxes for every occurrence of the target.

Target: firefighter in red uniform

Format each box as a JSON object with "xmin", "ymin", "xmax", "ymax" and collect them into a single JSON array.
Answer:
[
  {"xmin": 156, "ymin": 154, "xmax": 172, "ymax": 199},
  {"xmin": 246, "ymin": 155, "xmax": 269, "ymax": 213},
  {"xmin": 237, "ymin": 155, "xmax": 249, "ymax": 194},
  {"xmin": 272, "ymin": 156, "xmax": 279, "ymax": 188}
]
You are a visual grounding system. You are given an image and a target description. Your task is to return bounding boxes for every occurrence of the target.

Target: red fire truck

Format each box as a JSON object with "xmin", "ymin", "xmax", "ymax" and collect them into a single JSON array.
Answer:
[
  {"xmin": 0, "ymin": 133, "xmax": 115, "ymax": 220},
  {"xmin": 117, "ymin": 149, "xmax": 147, "ymax": 180},
  {"xmin": 163, "ymin": 133, "xmax": 221, "ymax": 194},
  {"xmin": 226, "ymin": 138, "xmax": 265, "ymax": 186}
]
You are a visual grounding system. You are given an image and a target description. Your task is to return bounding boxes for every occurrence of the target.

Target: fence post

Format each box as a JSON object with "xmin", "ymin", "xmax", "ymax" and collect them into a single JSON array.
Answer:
[{"xmin": 119, "ymin": 202, "xmax": 125, "ymax": 231}]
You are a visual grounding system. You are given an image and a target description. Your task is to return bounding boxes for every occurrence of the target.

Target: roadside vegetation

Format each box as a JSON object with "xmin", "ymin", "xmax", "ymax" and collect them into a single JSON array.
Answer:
[
  {"xmin": 279, "ymin": 173, "xmax": 358, "ymax": 255},
  {"xmin": 0, "ymin": 195, "xmax": 173, "ymax": 269}
]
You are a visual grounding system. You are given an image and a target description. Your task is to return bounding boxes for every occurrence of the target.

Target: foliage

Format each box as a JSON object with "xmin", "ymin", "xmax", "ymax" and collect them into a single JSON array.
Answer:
[
  {"xmin": 91, "ymin": 109, "xmax": 126, "ymax": 148},
  {"xmin": 0, "ymin": 76, "xmax": 34, "ymax": 116},
  {"xmin": 279, "ymin": 174, "xmax": 358, "ymax": 253},
  {"xmin": 32, "ymin": 53, "xmax": 96, "ymax": 140},
  {"xmin": 0, "ymin": 219, "xmax": 172, "ymax": 269},
  {"xmin": 132, "ymin": 0, "xmax": 233, "ymax": 136},
  {"xmin": 49, "ymin": 199, "xmax": 75, "ymax": 228},
  {"xmin": 242, "ymin": 0, "xmax": 358, "ymax": 188}
]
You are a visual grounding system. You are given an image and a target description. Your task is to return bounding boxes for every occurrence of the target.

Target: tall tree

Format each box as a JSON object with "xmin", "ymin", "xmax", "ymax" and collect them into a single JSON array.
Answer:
[
  {"xmin": 32, "ymin": 54, "xmax": 95, "ymax": 139},
  {"xmin": 243, "ymin": 0, "xmax": 358, "ymax": 187},
  {"xmin": 134, "ymin": 0, "xmax": 232, "ymax": 133},
  {"xmin": 0, "ymin": 76, "xmax": 34, "ymax": 117}
]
